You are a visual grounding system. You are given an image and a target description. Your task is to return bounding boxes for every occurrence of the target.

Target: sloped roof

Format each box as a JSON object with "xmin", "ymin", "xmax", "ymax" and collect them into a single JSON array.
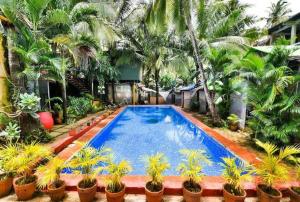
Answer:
[
  {"xmin": 269, "ymin": 12, "xmax": 300, "ymax": 33},
  {"xmin": 252, "ymin": 45, "xmax": 300, "ymax": 61}
]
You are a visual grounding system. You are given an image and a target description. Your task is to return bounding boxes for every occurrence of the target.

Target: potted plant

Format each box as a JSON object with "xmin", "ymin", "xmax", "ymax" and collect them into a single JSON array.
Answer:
[
  {"xmin": 221, "ymin": 157, "xmax": 252, "ymax": 202},
  {"xmin": 227, "ymin": 114, "xmax": 240, "ymax": 131},
  {"xmin": 11, "ymin": 143, "xmax": 52, "ymax": 200},
  {"xmin": 53, "ymin": 103, "xmax": 63, "ymax": 124},
  {"xmin": 0, "ymin": 142, "xmax": 19, "ymax": 198},
  {"xmin": 143, "ymin": 153, "xmax": 170, "ymax": 202},
  {"xmin": 68, "ymin": 145, "xmax": 112, "ymax": 202},
  {"xmin": 105, "ymin": 160, "xmax": 132, "ymax": 202},
  {"xmin": 255, "ymin": 140, "xmax": 300, "ymax": 202},
  {"xmin": 287, "ymin": 157, "xmax": 300, "ymax": 202},
  {"xmin": 177, "ymin": 149, "xmax": 211, "ymax": 202},
  {"xmin": 37, "ymin": 157, "xmax": 67, "ymax": 202}
]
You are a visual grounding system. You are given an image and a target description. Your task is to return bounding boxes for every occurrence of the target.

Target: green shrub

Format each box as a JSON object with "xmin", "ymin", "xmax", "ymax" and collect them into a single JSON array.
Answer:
[
  {"xmin": 0, "ymin": 122, "xmax": 21, "ymax": 141},
  {"xmin": 67, "ymin": 96, "xmax": 93, "ymax": 119},
  {"xmin": 0, "ymin": 113, "xmax": 10, "ymax": 127}
]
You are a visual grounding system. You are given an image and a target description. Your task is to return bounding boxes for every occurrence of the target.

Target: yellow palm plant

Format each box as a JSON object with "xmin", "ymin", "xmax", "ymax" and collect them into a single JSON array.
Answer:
[
  {"xmin": 36, "ymin": 157, "xmax": 66, "ymax": 189},
  {"xmin": 221, "ymin": 157, "xmax": 252, "ymax": 196},
  {"xmin": 105, "ymin": 160, "xmax": 132, "ymax": 193},
  {"xmin": 255, "ymin": 140, "xmax": 300, "ymax": 193},
  {"xmin": 0, "ymin": 142, "xmax": 20, "ymax": 179},
  {"xmin": 9, "ymin": 142, "xmax": 52, "ymax": 185},
  {"xmin": 68, "ymin": 144, "xmax": 112, "ymax": 188},
  {"xmin": 143, "ymin": 153, "xmax": 170, "ymax": 191},
  {"xmin": 177, "ymin": 149, "xmax": 211, "ymax": 191}
]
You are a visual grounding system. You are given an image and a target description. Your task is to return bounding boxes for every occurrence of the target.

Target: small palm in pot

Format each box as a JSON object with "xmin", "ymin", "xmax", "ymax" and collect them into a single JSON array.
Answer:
[
  {"xmin": 37, "ymin": 157, "xmax": 67, "ymax": 202},
  {"xmin": 255, "ymin": 140, "xmax": 300, "ymax": 202},
  {"xmin": 177, "ymin": 149, "xmax": 211, "ymax": 202},
  {"xmin": 143, "ymin": 153, "xmax": 170, "ymax": 202},
  {"xmin": 221, "ymin": 157, "xmax": 252, "ymax": 202}
]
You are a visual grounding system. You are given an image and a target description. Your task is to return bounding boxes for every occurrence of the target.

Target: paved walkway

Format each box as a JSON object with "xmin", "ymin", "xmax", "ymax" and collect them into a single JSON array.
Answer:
[
  {"xmin": 49, "ymin": 111, "xmax": 108, "ymax": 139},
  {"xmin": 0, "ymin": 192, "xmax": 290, "ymax": 202}
]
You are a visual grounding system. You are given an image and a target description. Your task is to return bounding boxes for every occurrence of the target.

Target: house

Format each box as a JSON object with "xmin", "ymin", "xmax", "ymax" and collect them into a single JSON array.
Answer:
[
  {"xmin": 268, "ymin": 12, "xmax": 300, "ymax": 45},
  {"xmin": 107, "ymin": 63, "xmax": 142, "ymax": 105}
]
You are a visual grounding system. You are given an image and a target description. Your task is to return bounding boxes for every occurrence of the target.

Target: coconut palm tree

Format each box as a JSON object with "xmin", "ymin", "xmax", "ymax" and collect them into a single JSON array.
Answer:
[
  {"xmin": 143, "ymin": 0, "xmax": 254, "ymax": 124},
  {"xmin": 266, "ymin": 0, "xmax": 291, "ymax": 27},
  {"xmin": 227, "ymin": 49, "xmax": 300, "ymax": 145}
]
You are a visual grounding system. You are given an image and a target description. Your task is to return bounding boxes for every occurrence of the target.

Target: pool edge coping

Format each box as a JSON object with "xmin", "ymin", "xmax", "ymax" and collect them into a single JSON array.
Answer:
[{"xmin": 50, "ymin": 105, "xmax": 297, "ymax": 196}]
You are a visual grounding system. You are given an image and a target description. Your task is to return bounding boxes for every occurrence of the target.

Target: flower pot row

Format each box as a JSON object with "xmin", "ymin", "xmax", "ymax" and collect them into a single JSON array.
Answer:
[{"xmin": 1, "ymin": 141, "xmax": 300, "ymax": 202}]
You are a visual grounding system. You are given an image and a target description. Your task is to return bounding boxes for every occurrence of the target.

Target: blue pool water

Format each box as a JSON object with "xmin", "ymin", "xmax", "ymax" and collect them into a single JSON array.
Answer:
[{"xmin": 65, "ymin": 106, "xmax": 242, "ymax": 176}]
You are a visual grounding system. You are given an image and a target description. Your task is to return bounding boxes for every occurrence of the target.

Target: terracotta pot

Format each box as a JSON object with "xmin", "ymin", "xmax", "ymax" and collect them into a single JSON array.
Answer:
[
  {"xmin": 223, "ymin": 184, "xmax": 246, "ymax": 202},
  {"xmin": 0, "ymin": 176, "xmax": 13, "ymax": 198},
  {"xmin": 288, "ymin": 186, "xmax": 300, "ymax": 202},
  {"xmin": 256, "ymin": 184, "xmax": 282, "ymax": 202},
  {"xmin": 13, "ymin": 175, "xmax": 37, "ymax": 201},
  {"xmin": 229, "ymin": 124, "xmax": 239, "ymax": 131},
  {"xmin": 48, "ymin": 181, "xmax": 66, "ymax": 202},
  {"xmin": 145, "ymin": 182, "xmax": 164, "ymax": 202},
  {"xmin": 105, "ymin": 184, "xmax": 126, "ymax": 202},
  {"xmin": 182, "ymin": 181, "xmax": 203, "ymax": 202},
  {"xmin": 69, "ymin": 128, "xmax": 77, "ymax": 136},
  {"xmin": 77, "ymin": 180, "xmax": 97, "ymax": 202}
]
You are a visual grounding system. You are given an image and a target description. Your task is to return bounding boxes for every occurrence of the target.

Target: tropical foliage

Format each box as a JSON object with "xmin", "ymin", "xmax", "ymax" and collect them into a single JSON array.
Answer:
[
  {"xmin": 37, "ymin": 157, "xmax": 66, "ymax": 189},
  {"xmin": 5, "ymin": 142, "xmax": 52, "ymax": 185},
  {"xmin": 221, "ymin": 157, "xmax": 252, "ymax": 196},
  {"xmin": 265, "ymin": 0, "xmax": 291, "ymax": 27},
  {"xmin": 177, "ymin": 149, "xmax": 211, "ymax": 190},
  {"xmin": 227, "ymin": 45, "xmax": 300, "ymax": 145},
  {"xmin": 68, "ymin": 143, "xmax": 112, "ymax": 188},
  {"xmin": 105, "ymin": 160, "xmax": 132, "ymax": 193},
  {"xmin": 255, "ymin": 140, "xmax": 300, "ymax": 191},
  {"xmin": 143, "ymin": 153, "xmax": 170, "ymax": 191}
]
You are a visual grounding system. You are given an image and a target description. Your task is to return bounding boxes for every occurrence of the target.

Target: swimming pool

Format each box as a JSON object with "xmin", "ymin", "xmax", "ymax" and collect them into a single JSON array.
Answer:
[{"xmin": 66, "ymin": 106, "xmax": 242, "ymax": 176}]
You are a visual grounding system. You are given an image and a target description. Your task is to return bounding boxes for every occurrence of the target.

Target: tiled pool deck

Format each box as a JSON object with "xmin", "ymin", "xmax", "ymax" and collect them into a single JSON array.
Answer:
[{"xmin": 49, "ymin": 105, "xmax": 298, "ymax": 197}]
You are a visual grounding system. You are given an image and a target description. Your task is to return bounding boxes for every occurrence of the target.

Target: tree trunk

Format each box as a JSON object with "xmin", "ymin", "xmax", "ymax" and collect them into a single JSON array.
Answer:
[
  {"xmin": 187, "ymin": 21, "xmax": 220, "ymax": 124},
  {"xmin": 155, "ymin": 69, "xmax": 159, "ymax": 105},
  {"xmin": 61, "ymin": 81, "xmax": 67, "ymax": 123},
  {"xmin": 112, "ymin": 82, "xmax": 116, "ymax": 103},
  {"xmin": 0, "ymin": 34, "xmax": 10, "ymax": 110},
  {"xmin": 7, "ymin": 28, "xmax": 25, "ymax": 92}
]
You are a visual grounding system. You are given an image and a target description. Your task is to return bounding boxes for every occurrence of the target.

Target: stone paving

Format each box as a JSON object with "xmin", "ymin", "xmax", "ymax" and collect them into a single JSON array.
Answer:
[
  {"xmin": 48, "ymin": 110, "xmax": 108, "ymax": 140},
  {"xmin": 0, "ymin": 192, "xmax": 290, "ymax": 202}
]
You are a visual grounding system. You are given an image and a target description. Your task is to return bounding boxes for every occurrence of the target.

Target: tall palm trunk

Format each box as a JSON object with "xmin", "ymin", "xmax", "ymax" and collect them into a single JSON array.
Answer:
[
  {"xmin": 155, "ymin": 68, "xmax": 159, "ymax": 104},
  {"xmin": 187, "ymin": 21, "xmax": 220, "ymax": 124},
  {"xmin": 7, "ymin": 28, "xmax": 25, "ymax": 92},
  {"xmin": 61, "ymin": 80, "xmax": 67, "ymax": 123},
  {"xmin": 0, "ymin": 34, "xmax": 10, "ymax": 110}
]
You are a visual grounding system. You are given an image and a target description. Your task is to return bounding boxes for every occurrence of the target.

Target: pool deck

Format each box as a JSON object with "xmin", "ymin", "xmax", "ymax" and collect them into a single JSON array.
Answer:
[{"xmin": 49, "ymin": 105, "xmax": 298, "ymax": 197}]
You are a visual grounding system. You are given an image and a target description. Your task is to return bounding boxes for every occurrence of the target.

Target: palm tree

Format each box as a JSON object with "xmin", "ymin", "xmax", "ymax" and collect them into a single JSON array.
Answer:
[
  {"xmin": 266, "ymin": 0, "xmax": 291, "ymax": 27},
  {"xmin": 227, "ymin": 50, "xmax": 300, "ymax": 145},
  {"xmin": 145, "ymin": 0, "xmax": 253, "ymax": 124},
  {"xmin": 46, "ymin": 57, "xmax": 70, "ymax": 122}
]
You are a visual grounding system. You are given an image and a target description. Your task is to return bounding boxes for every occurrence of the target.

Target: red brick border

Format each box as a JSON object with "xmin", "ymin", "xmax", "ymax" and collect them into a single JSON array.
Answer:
[{"xmin": 50, "ymin": 105, "xmax": 298, "ymax": 196}]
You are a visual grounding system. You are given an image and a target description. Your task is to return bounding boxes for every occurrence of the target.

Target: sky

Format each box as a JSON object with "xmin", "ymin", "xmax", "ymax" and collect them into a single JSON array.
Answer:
[{"xmin": 240, "ymin": 0, "xmax": 300, "ymax": 27}]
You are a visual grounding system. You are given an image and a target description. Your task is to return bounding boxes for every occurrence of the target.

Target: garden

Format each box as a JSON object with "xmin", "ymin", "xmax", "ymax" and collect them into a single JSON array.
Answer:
[{"xmin": 0, "ymin": 0, "xmax": 300, "ymax": 201}]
